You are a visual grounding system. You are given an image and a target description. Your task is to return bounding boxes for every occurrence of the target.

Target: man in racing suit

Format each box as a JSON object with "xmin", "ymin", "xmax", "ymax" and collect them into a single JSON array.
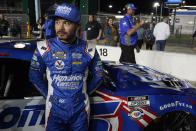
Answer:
[{"xmin": 29, "ymin": 3, "xmax": 104, "ymax": 131}]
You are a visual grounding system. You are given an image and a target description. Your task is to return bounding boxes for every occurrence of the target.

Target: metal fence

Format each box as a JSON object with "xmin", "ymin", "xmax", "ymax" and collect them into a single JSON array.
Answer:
[{"xmin": 3, "ymin": 14, "xmax": 29, "ymax": 39}]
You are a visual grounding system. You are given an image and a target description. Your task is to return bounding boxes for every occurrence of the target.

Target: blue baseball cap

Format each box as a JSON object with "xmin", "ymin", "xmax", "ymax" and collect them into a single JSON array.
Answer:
[
  {"xmin": 125, "ymin": 3, "xmax": 137, "ymax": 10},
  {"xmin": 49, "ymin": 3, "xmax": 81, "ymax": 23}
]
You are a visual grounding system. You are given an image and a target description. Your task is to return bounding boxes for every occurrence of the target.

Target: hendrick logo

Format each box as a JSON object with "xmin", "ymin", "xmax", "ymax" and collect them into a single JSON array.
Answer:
[{"xmin": 57, "ymin": 5, "xmax": 72, "ymax": 15}]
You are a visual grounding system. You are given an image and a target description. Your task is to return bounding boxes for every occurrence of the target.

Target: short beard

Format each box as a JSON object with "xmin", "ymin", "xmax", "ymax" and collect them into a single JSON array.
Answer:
[{"xmin": 57, "ymin": 31, "xmax": 76, "ymax": 44}]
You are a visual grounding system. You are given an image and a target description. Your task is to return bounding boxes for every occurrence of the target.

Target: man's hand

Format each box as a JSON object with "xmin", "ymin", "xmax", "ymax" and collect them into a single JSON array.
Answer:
[
  {"xmin": 114, "ymin": 36, "xmax": 118, "ymax": 41},
  {"xmin": 127, "ymin": 18, "xmax": 145, "ymax": 36},
  {"xmin": 96, "ymin": 37, "xmax": 100, "ymax": 40}
]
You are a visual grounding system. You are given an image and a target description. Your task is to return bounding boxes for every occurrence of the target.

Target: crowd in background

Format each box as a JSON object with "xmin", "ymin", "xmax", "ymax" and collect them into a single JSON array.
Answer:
[
  {"xmin": 0, "ymin": 14, "xmax": 21, "ymax": 38},
  {"xmin": 84, "ymin": 14, "xmax": 157, "ymax": 51},
  {"xmin": 0, "ymin": 12, "xmax": 170, "ymax": 52}
]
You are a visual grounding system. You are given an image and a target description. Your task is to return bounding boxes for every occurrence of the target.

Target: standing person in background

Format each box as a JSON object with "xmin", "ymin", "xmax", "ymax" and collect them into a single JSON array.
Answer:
[
  {"xmin": 144, "ymin": 23, "xmax": 155, "ymax": 50},
  {"xmin": 192, "ymin": 30, "xmax": 196, "ymax": 50},
  {"xmin": 32, "ymin": 17, "xmax": 44, "ymax": 39},
  {"xmin": 29, "ymin": 3, "xmax": 104, "ymax": 131},
  {"xmin": 103, "ymin": 17, "xmax": 118, "ymax": 46},
  {"xmin": 8, "ymin": 19, "xmax": 21, "ymax": 38},
  {"xmin": 0, "ymin": 14, "xmax": 9, "ymax": 38},
  {"xmin": 119, "ymin": 3, "xmax": 144, "ymax": 64},
  {"xmin": 153, "ymin": 17, "xmax": 170, "ymax": 51},
  {"xmin": 135, "ymin": 24, "xmax": 145, "ymax": 52},
  {"xmin": 85, "ymin": 15, "xmax": 102, "ymax": 45},
  {"xmin": 43, "ymin": 15, "xmax": 55, "ymax": 39}
]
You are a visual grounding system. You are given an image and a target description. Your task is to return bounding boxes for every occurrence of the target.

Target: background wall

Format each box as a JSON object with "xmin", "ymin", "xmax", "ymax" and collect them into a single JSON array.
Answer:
[{"xmin": 96, "ymin": 45, "xmax": 196, "ymax": 82}]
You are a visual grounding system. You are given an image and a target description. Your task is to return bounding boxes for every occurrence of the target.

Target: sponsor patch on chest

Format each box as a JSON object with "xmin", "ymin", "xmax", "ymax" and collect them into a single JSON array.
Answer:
[
  {"xmin": 53, "ymin": 51, "xmax": 66, "ymax": 59},
  {"xmin": 72, "ymin": 61, "xmax": 82, "ymax": 65},
  {"xmin": 72, "ymin": 53, "xmax": 82, "ymax": 59}
]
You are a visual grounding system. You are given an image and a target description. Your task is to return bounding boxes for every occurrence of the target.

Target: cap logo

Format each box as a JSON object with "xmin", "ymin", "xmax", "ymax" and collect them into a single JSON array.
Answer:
[{"xmin": 57, "ymin": 5, "xmax": 72, "ymax": 15}]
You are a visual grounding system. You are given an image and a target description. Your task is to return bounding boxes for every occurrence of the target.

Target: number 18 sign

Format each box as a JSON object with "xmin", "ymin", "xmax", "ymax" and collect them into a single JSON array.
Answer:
[{"xmin": 96, "ymin": 45, "xmax": 121, "ymax": 62}]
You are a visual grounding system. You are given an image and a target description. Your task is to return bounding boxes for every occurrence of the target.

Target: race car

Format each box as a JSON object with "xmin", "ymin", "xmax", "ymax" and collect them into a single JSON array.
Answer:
[{"xmin": 0, "ymin": 40, "xmax": 196, "ymax": 131}]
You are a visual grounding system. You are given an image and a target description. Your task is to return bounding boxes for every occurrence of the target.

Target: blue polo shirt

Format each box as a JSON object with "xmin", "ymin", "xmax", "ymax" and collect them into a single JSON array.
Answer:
[
  {"xmin": 43, "ymin": 19, "xmax": 55, "ymax": 37},
  {"xmin": 120, "ymin": 15, "xmax": 138, "ymax": 46}
]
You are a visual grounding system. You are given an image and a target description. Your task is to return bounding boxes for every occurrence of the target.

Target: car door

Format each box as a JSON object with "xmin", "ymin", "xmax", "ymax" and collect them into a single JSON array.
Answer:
[{"xmin": 0, "ymin": 58, "xmax": 45, "ymax": 131}]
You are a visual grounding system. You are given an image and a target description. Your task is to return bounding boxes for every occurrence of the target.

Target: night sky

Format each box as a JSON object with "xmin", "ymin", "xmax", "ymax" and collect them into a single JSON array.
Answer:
[{"xmin": 100, "ymin": 0, "xmax": 196, "ymax": 15}]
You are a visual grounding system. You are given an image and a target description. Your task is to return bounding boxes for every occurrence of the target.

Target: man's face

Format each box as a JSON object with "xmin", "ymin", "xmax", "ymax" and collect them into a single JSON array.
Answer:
[
  {"xmin": 45, "ymin": 16, "xmax": 48, "ymax": 20},
  {"xmin": 164, "ymin": 18, "xmax": 169, "ymax": 23},
  {"xmin": 88, "ymin": 15, "xmax": 94, "ymax": 22},
  {"xmin": 127, "ymin": 9, "xmax": 135, "ymax": 15},
  {"xmin": 0, "ymin": 14, "xmax": 3, "ymax": 20},
  {"xmin": 55, "ymin": 18, "xmax": 78, "ymax": 43}
]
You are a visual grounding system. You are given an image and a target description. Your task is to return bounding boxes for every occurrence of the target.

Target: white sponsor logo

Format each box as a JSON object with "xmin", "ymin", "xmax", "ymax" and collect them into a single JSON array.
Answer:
[
  {"xmin": 123, "ymin": 21, "xmax": 127, "ymax": 26},
  {"xmin": 55, "ymin": 60, "xmax": 65, "ymax": 70},
  {"xmin": 52, "ymin": 71, "xmax": 67, "ymax": 74},
  {"xmin": 31, "ymin": 61, "xmax": 40, "ymax": 66},
  {"xmin": 72, "ymin": 53, "xmax": 82, "ymax": 59},
  {"xmin": 53, "ymin": 74, "xmax": 82, "ymax": 82},
  {"xmin": 59, "ymin": 99, "xmax": 65, "ymax": 103},
  {"xmin": 57, "ymin": 82, "xmax": 80, "ymax": 89},
  {"xmin": 32, "ymin": 55, "xmax": 37, "ymax": 61},
  {"xmin": 57, "ymin": 5, "xmax": 72, "ymax": 15},
  {"xmin": 160, "ymin": 101, "xmax": 192, "ymax": 110},
  {"xmin": 53, "ymin": 74, "xmax": 83, "ymax": 90}
]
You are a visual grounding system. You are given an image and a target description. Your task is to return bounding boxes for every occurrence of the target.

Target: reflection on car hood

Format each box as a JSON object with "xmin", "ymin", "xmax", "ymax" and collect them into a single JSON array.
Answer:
[
  {"xmin": 0, "ymin": 40, "xmax": 37, "ymax": 61},
  {"xmin": 103, "ymin": 62, "xmax": 196, "ymax": 97},
  {"xmin": 0, "ymin": 40, "xmax": 37, "ymax": 50}
]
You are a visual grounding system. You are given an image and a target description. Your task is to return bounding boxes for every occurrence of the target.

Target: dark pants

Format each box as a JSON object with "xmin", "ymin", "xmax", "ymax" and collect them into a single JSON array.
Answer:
[
  {"xmin": 0, "ymin": 29, "xmax": 7, "ymax": 37},
  {"xmin": 136, "ymin": 39, "xmax": 143, "ymax": 49},
  {"xmin": 146, "ymin": 40, "xmax": 154, "ymax": 50},
  {"xmin": 119, "ymin": 44, "xmax": 136, "ymax": 64},
  {"xmin": 156, "ymin": 40, "xmax": 166, "ymax": 51}
]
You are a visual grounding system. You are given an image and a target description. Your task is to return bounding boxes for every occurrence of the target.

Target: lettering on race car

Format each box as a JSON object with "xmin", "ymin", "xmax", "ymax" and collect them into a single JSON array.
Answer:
[
  {"xmin": 0, "ymin": 105, "xmax": 45, "ymax": 129},
  {"xmin": 127, "ymin": 96, "xmax": 150, "ymax": 107},
  {"xmin": 120, "ymin": 66, "xmax": 185, "ymax": 90},
  {"xmin": 160, "ymin": 101, "xmax": 192, "ymax": 110}
]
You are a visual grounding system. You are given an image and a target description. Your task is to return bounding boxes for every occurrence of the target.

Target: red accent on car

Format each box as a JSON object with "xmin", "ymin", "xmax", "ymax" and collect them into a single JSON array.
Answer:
[
  {"xmin": 185, "ymin": 97, "xmax": 196, "ymax": 106},
  {"xmin": 0, "ymin": 53, "xmax": 10, "ymax": 56}
]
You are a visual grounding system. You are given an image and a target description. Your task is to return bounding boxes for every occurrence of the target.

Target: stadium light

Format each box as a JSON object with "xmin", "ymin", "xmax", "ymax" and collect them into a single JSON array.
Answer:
[
  {"xmin": 109, "ymin": 4, "xmax": 113, "ymax": 9},
  {"xmin": 154, "ymin": 2, "xmax": 160, "ymax": 15}
]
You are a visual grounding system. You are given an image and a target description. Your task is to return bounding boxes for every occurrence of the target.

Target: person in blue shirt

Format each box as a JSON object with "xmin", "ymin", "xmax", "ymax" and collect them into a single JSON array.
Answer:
[
  {"xmin": 43, "ymin": 15, "xmax": 56, "ymax": 39},
  {"xmin": 119, "ymin": 3, "xmax": 144, "ymax": 64},
  {"xmin": 29, "ymin": 3, "xmax": 104, "ymax": 131}
]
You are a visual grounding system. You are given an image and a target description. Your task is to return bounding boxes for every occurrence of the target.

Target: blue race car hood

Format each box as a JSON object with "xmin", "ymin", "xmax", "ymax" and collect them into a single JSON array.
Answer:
[
  {"xmin": 103, "ymin": 62, "xmax": 196, "ymax": 97},
  {"xmin": 0, "ymin": 40, "xmax": 37, "ymax": 61}
]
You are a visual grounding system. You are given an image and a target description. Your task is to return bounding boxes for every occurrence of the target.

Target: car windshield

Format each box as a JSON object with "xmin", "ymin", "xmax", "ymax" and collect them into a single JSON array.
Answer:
[{"xmin": 0, "ymin": 58, "xmax": 41, "ymax": 99}]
